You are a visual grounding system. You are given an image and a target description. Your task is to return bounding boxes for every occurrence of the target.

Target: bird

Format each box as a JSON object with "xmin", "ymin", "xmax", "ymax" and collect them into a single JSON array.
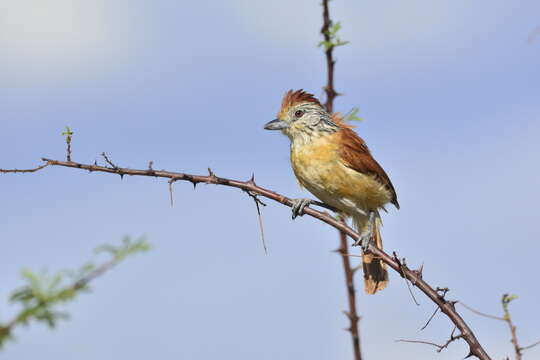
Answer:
[{"xmin": 264, "ymin": 89, "xmax": 399, "ymax": 294}]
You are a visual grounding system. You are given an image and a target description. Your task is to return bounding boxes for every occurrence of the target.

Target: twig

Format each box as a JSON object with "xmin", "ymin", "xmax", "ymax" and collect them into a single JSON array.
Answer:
[
  {"xmin": 101, "ymin": 152, "xmax": 119, "ymax": 170},
  {"xmin": 459, "ymin": 295, "xmax": 540, "ymax": 359},
  {"xmin": 74, "ymin": 253, "xmax": 121, "ymax": 289},
  {"xmin": 244, "ymin": 175, "xmax": 268, "ymax": 254},
  {"xmin": 0, "ymin": 163, "xmax": 49, "ymax": 173},
  {"xmin": 253, "ymin": 198, "xmax": 267, "ymax": 254},
  {"xmin": 2, "ymin": 157, "xmax": 492, "ymax": 360},
  {"xmin": 61, "ymin": 126, "xmax": 73, "ymax": 162},
  {"xmin": 168, "ymin": 179, "xmax": 176, "ymax": 207},
  {"xmin": 458, "ymin": 302, "xmax": 505, "ymax": 321},
  {"xmin": 338, "ymin": 216, "xmax": 362, "ymax": 360},
  {"xmin": 392, "ymin": 252, "xmax": 420, "ymax": 306},
  {"xmin": 398, "ymin": 327, "xmax": 464, "ymax": 353},
  {"xmin": 502, "ymin": 294, "xmax": 523, "ymax": 360},
  {"xmin": 147, "ymin": 160, "xmax": 155, "ymax": 175},
  {"xmin": 521, "ymin": 339, "xmax": 540, "ymax": 351},
  {"xmin": 320, "ymin": 2, "xmax": 360, "ymax": 358},
  {"xmin": 321, "ymin": 0, "xmax": 339, "ymax": 112},
  {"xmin": 420, "ymin": 307, "xmax": 440, "ymax": 331}
]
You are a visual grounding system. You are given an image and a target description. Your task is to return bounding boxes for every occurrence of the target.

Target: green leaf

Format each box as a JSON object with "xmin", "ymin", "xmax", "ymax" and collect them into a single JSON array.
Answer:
[
  {"xmin": 343, "ymin": 108, "xmax": 363, "ymax": 122},
  {"xmin": 318, "ymin": 21, "xmax": 349, "ymax": 50},
  {"xmin": 2, "ymin": 235, "xmax": 150, "ymax": 349},
  {"xmin": 61, "ymin": 126, "xmax": 73, "ymax": 137}
]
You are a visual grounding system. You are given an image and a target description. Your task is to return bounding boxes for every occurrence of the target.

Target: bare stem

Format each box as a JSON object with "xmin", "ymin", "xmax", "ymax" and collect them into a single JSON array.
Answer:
[
  {"xmin": 321, "ymin": 0, "xmax": 338, "ymax": 112},
  {"xmin": 319, "ymin": 2, "xmax": 359, "ymax": 358},
  {"xmin": 338, "ymin": 216, "xmax": 362, "ymax": 360}
]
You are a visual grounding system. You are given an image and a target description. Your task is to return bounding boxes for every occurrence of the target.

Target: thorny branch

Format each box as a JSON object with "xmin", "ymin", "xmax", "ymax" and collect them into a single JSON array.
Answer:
[
  {"xmin": 337, "ymin": 216, "xmax": 362, "ymax": 360},
  {"xmin": 321, "ymin": 0, "xmax": 339, "ymax": 113},
  {"xmin": 393, "ymin": 252, "xmax": 420, "ymax": 306},
  {"xmin": 319, "ymin": 2, "xmax": 361, "ymax": 359},
  {"xmin": 1, "ymin": 156, "xmax": 491, "ymax": 360}
]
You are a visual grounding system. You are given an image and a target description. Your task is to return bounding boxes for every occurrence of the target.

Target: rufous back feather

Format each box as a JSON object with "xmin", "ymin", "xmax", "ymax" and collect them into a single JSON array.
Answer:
[{"xmin": 338, "ymin": 127, "xmax": 400, "ymax": 209}]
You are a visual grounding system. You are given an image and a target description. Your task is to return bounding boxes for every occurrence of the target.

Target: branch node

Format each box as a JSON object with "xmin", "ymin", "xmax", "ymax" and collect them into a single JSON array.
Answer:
[
  {"xmin": 436, "ymin": 287, "xmax": 450, "ymax": 299},
  {"xmin": 243, "ymin": 189, "xmax": 268, "ymax": 254},
  {"xmin": 147, "ymin": 160, "xmax": 155, "ymax": 175},
  {"xmin": 101, "ymin": 152, "xmax": 119, "ymax": 170},
  {"xmin": 61, "ymin": 126, "xmax": 73, "ymax": 162}
]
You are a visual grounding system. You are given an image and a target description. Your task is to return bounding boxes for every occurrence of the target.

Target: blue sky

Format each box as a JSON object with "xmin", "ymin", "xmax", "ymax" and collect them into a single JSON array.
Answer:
[{"xmin": 1, "ymin": 1, "xmax": 540, "ymax": 359}]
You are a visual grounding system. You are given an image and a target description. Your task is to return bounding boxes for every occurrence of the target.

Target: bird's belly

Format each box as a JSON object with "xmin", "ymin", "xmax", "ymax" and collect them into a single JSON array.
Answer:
[{"xmin": 291, "ymin": 144, "xmax": 392, "ymax": 215}]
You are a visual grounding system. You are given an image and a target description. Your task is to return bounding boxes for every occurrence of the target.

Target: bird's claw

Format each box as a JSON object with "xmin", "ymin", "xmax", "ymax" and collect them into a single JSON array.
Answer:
[
  {"xmin": 291, "ymin": 198, "xmax": 312, "ymax": 219},
  {"xmin": 353, "ymin": 231, "xmax": 374, "ymax": 253},
  {"xmin": 353, "ymin": 211, "xmax": 376, "ymax": 252}
]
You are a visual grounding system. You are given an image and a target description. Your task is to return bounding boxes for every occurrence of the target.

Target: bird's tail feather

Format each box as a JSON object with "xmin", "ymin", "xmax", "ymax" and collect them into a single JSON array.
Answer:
[{"xmin": 354, "ymin": 213, "xmax": 388, "ymax": 294}]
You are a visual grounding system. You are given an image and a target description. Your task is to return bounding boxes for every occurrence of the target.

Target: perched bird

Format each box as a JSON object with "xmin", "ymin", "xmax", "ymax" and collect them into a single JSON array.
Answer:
[{"xmin": 264, "ymin": 90, "xmax": 399, "ymax": 294}]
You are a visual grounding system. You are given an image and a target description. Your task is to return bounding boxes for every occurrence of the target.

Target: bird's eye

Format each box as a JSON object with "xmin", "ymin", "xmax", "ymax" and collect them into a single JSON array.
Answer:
[{"xmin": 295, "ymin": 110, "xmax": 304, "ymax": 118}]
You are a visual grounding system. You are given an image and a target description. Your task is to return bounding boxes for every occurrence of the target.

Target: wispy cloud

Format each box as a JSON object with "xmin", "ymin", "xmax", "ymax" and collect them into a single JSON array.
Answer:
[{"xmin": 0, "ymin": 1, "xmax": 132, "ymax": 83}]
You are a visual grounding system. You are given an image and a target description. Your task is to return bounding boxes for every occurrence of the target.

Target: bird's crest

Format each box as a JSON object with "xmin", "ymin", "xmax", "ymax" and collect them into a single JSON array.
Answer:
[{"xmin": 278, "ymin": 89, "xmax": 321, "ymax": 119}]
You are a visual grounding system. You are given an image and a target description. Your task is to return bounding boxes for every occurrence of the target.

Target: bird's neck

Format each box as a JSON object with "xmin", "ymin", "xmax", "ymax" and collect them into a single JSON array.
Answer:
[{"xmin": 289, "ymin": 124, "xmax": 340, "ymax": 147}]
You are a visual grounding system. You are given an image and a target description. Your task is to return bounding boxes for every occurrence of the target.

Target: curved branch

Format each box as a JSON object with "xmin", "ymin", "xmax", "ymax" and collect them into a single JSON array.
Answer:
[{"xmin": 3, "ymin": 157, "xmax": 492, "ymax": 360}]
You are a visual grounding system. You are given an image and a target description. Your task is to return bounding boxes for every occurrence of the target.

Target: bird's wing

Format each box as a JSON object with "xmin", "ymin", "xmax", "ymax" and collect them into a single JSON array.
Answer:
[{"xmin": 338, "ymin": 128, "xmax": 400, "ymax": 209}]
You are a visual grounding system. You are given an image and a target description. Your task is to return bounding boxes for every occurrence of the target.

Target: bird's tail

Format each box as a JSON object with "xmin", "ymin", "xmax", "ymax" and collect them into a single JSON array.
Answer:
[{"xmin": 354, "ymin": 213, "xmax": 388, "ymax": 294}]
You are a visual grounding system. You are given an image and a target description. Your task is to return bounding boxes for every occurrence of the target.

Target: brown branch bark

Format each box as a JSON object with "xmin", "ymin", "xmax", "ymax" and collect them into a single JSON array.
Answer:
[
  {"xmin": 320, "ymin": 2, "xmax": 360, "ymax": 358},
  {"xmin": 321, "ymin": 0, "xmax": 338, "ymax": 113},
  {"xmin": 1, "ymin": 157, "xmax": 492, "ymax": 359},
  {"xmin": 338, "ymin": 216, "xmax": 362, "ymax": 360}
]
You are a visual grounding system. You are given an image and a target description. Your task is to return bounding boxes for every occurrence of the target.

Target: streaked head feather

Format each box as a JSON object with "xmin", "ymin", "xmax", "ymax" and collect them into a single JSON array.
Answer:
[{"xmin": 278, "ymin": 89, "xmax": 321, "ymax": 119}]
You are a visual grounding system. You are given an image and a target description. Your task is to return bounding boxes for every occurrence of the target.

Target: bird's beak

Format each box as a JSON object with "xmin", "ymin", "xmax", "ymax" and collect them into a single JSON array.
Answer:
[{"xmin": 264, "ymin": 119, "xmax": 289, "ymax": 130}]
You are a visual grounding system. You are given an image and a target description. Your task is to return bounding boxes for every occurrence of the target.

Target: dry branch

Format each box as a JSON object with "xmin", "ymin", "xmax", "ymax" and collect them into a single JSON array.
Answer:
[
  {"xmin": 319, "ymin": 2, "xmax": 361, "ymax": 358},
  {"xmin": 398, "ymin": 327, "xmax": 464, "ymax": 353},
  {"xmin": 337, "ymin": 216, "xmax": 362, "ymax": 360},
  {"xmin": 321, "ymin": 0, "xmax": 339, "ymax": 112},
  {"xmin": 1, "ymin": 157, "xmax": 491, "ymax": 360}
]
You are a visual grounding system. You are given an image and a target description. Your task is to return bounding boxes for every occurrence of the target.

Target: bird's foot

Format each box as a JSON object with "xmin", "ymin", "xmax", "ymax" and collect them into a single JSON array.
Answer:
[
  {"xmin": 354, "ymin": 230, "xmax": 374, "ymax": 253},
  {"xmin": 353, "ymin": 211, "xmax": 376, "ymax": 252},
  {"xmin": 291, "ymin": 198, "xmax": 312, "ymax": 219}
]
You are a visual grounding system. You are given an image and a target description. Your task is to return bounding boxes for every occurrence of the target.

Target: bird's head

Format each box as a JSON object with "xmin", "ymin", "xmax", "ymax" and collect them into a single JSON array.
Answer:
[{"xmin": 264, "ymin": 89, "xmax": 339, "ymax": 143}]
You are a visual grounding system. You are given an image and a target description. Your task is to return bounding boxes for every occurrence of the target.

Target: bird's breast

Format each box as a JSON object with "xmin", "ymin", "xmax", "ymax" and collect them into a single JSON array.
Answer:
[{"xmin": 290, "ymin": 133, "xmax": 392, "ymax": 214}]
